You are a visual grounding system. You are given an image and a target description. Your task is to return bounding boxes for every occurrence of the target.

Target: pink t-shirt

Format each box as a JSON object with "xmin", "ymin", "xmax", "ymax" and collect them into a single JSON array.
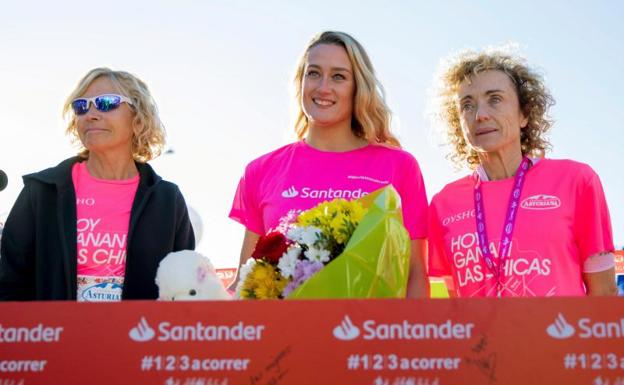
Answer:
[
  {"xmin": 428, "ymin": 159, "xmax": 614, "ymax": 297},
  {"xmin": 230, "ymin": 141, "xmax": 428, "ymax": 239},
  {"xmin": 72, "ymin": 162, "xmax": 139, "ymax": 302}
]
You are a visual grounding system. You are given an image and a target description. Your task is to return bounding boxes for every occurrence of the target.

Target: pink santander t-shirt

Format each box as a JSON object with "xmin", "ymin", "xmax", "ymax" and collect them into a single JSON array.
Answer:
[
  {"xmin": 72, "ymin": 162, "xmax": 139, "ymax": 302},
  {"xmin": 229, "ymin": 141, "xmax": 428, "ymax": 239},
  {"xmin": 428, "ymin": 159, "xmax": 614, "ymax": 297}
]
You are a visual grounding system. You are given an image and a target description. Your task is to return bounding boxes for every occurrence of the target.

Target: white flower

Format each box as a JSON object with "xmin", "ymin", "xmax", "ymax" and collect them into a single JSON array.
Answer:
[
  {"xmin": 286, "ymin": 226, "xmax": 304, "ymax": 243},
  {"xmin": 277, "ymin": 245, "xmax": 302, "ymax": 279},
  {"xmin": 234, "ymin": 258, "xmax": 257, "ymax": 298},
  {"xmin": 275, "ymin": 209, "xmax": 301, "ymax": 234},
  {"xmin": 300, "ymin": 226, "xmax": 322, "ymax": 247},
  {"xmin": 304, "ymin": 246, "xmax": 331, "ymax": 263}
]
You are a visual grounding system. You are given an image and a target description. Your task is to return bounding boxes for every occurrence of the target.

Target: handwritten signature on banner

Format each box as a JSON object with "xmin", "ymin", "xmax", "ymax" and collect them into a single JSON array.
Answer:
[
  {"xmin": 249, "ymin": 346, "xmax": 291, "ymax": 385},
  {"xmin": 465, "ymin": 334, "xmax": 497, "ymax": 384}
]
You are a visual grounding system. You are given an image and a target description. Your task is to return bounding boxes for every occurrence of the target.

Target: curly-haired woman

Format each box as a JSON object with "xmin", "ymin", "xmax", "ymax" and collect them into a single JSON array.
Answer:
[{"xmin": 428, "ymin": 47, "xmax": 616, "ymax": 297}]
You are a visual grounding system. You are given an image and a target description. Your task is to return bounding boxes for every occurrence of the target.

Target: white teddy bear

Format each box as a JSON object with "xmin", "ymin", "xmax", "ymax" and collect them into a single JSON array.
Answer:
[{"xmin": 155, "ymin": 250, "xmax": 232, "ymax": 301}]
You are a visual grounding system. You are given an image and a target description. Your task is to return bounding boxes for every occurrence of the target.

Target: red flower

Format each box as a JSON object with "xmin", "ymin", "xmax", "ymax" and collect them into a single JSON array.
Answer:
[{"xmin": 251, "ymin": 231, "xmax": 289, "ymax": 264}]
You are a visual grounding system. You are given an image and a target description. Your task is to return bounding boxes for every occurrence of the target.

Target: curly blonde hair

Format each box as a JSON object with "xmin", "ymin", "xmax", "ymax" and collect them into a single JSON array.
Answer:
[
  {"xmin": 431, "ymin": 46, "xmax": 554, "ymax": 169},
  {"xmin": 63, "ymin": 68, "xmax": 165, "ymax": 162},
  {"xmin": 292, "ymin": 31, "xmax": 400, "ymax": 147}
]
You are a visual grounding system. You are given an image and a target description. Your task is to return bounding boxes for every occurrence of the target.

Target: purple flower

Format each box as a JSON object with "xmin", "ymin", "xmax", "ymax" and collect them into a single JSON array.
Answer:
[{"xmin": 282, "ymin": 260, "xmax": 324, "ymax": 297}]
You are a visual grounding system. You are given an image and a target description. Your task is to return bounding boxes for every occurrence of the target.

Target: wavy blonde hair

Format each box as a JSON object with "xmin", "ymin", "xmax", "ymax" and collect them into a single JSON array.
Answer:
[
  {"xmin": 63, "ymin": 68, "xmax": 165, "ymax": 162},
  {"xmin": 293, "ymin": 31, "xmax": 400, "ymax": 147},
  {"xmin": 431, "ymin": 46, "xmax": 554, "ymax": 169}
]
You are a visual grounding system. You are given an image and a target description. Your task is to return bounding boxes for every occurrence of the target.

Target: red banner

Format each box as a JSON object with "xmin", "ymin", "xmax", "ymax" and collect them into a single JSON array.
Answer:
[{"xmin": 1, "ymin": 297, "xmax": 623, "ymax": 385}]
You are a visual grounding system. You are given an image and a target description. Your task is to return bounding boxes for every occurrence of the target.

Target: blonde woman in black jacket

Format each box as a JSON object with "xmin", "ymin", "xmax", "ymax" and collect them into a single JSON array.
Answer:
[{"xmin": 0, "ymin": 68, "xmax": 194, "ymax": 301}]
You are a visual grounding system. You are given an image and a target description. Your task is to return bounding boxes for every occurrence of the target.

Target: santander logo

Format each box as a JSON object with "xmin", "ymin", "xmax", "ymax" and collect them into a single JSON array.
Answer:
[
  {"xmin": 546, "ymin": 313, "xmax": 575, "ymax": 339},
  {"xmin": 333, "ymin": 315, "xmax": 360, "ymax": 341},
  {"xmin": 281, "ymin": 186, "xmax": 299, "ymax": 198},
  {"xmin": 521, "ymin": 194, "xmax": 561, "ymax": 210},
  {"xmin": 129, "ymin": 317, "xmax": 156, "ymax": 342}
]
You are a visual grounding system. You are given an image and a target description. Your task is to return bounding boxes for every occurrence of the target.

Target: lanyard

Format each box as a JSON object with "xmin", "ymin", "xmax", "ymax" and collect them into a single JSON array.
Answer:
[{"xmin": 473, "ymin": 157, "xmax": 530, "ymax": 297}]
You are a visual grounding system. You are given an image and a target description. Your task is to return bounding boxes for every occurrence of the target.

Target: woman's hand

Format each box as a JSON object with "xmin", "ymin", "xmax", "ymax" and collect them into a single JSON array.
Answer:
[{"xmin": 227, "ymin": 230, "xmax": 260, "ymax": 292}]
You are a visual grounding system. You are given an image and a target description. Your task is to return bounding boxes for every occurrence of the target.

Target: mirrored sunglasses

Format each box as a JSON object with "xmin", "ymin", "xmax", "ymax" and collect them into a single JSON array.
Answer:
[{"xmin": 71, "ymin": 94, "xmax": 133, "ymax": 115}]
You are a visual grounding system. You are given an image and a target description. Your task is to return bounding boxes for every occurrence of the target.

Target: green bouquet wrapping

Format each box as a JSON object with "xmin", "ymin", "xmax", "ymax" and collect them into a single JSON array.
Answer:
[{"xmin": 235, "ymin": 185, "xmax": 411, "ymax": 300}]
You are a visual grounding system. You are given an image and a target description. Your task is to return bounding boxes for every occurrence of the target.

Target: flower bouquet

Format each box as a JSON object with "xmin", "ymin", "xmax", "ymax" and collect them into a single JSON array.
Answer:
[{"xmin": 235, "ymin": 185, "xmax": 411, "ymax": 299}]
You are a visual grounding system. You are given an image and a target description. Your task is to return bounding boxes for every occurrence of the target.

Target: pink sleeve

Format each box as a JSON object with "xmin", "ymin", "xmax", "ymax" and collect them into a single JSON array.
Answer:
[
  {"xmin": 397, "ymin": 154, "xmax": 428, "ymax": 239},
  {"xmin": 229, "ymin": 163, "xmax": 264, "ymax": 235},
  {"xmin": 427, "ymin": 200, "xmax": 452, "ymax": 277},
  {"xmin": 582, "ymin": 252, "xmax": 615, "ymax": 273},
  {"xmin": 573, "ymin": 167, "xmax": 615, "ymax": 264}
]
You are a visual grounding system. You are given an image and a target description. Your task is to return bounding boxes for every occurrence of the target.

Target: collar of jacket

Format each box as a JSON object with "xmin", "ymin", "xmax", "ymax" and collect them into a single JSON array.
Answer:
[
  {"xmin": 22, "ymin": 156, "xmax": 162, "ymax": 299},
  {"xmin": 24, "ymin": 156, "xmax": 162, "ymax": 188}
]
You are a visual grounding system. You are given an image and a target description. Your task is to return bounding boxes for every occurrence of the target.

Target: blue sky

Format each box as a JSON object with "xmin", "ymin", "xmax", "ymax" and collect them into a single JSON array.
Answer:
[{"xmin": 1, "ymin": 1, "xmax": 622, "ymax": 266}]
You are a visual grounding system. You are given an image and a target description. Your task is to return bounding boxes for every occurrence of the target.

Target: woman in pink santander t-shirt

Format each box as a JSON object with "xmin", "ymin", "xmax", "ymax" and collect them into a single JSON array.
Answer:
[{"xmin": 229, "ymin": 31, "xmax": 429, "ymax": 298}]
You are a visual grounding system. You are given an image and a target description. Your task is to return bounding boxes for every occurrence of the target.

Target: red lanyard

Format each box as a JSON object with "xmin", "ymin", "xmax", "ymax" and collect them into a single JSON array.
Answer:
[{"xmin": 473, "ymin": 157, "xmax": 530, "ymax": 297}]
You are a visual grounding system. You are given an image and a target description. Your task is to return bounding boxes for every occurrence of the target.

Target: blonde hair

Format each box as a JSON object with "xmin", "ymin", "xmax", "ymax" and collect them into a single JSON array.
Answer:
[
  {"xmin": 63, "ymin": 68, "xmax": 165, "ymax": 162},
  {"xmin": 293, "ymin": 31, "xmax": 400, "ymax": 147},
  {"xmin": 431, "ymin": 46, "xmax": 554, "ymax": 169}
]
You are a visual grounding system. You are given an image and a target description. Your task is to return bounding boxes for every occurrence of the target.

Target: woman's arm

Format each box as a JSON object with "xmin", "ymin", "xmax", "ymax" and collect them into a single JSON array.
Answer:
[
  {"xmin": 173, "ymin": 188, "xmax": 196, "ymax": 251},
  {"xmin": 444, "ymin": 276, "xmax": 459, "ymax": 298},
  {"xmin": 0, "ymin": 185, "xmax": 36, "ymax": 300},
  {"xmin": 583, "ymin": 266, "xmax": 617, "ymax": 296},
  {"xmin": 406, "ymin": 239, "xmax": 430, "ymax": 298},
  {"xmin": 227, "ymin": 229, "xmax": 260, "ymax": 291}
]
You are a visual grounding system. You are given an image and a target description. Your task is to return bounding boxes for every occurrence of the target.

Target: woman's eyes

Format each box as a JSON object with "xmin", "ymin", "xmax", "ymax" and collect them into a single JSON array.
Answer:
[
  {"xmin": 305, "ymin": 70, "xmax": 347, "ymax": 81},
  {"xmin": 460, "ymin": 102, "xmax": 474, "ymax": 112},
  {"xmin": 460, "ymin": 95, "xmax": 502, "ymax": 112}
]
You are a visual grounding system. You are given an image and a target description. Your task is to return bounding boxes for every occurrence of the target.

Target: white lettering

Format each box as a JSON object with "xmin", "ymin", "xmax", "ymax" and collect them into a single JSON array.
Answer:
[
  {"xmin": 457, "ymin": 265, "xmax": 484, "ymax": 287},
  {"xmin": 578, "ymin": 318, "xmax": 624, "ymax": 339},
  {"xmin": 157, "ymin": 322, "xmax": 265, "ymax": 342},
  {"xmin": 77, "ymin": 248, "xmax": 88, "ymax": 264},
  {"xmin": 0, "ymin": 360, "xmax": 47, "ymax": 372},
  {"xmin": 77, "ymin": 232, "xmax": 126, "ymax": 248},
  {"xmin": 76, "ymin": 218, "xmax": 101, "ymax": 232},
  {"xmin": 0, "ymin": 324, "xmax": 63, "ymax": 343},
  {"xmin": 442, "ymin": 210, "xmax": 475, "ymax": 226},
  {"xmin": 300, "ymin": 187, "xmax": 368, "ymax": 200},
  {"xmin": 362, "ymin": 320, "xmax": 474, "ymax": 340},
  {"xmin": 76, "ymin": 198, "xmax": 95, "ymax": 206}
]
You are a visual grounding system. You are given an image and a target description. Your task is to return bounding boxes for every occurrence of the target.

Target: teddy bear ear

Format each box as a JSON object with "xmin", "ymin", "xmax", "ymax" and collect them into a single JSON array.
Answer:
[{"xmin": 196, "ymin": 265, "xmax": 208, "ymax": 283}]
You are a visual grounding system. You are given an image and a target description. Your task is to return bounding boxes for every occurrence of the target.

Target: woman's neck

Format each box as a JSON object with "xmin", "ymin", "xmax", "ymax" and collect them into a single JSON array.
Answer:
[
  {"xmin": 305, "ymin": 123, "xmax": 368, "ymax": 152},
  {"xmin": 86, "ymin": 152, "xmax": 138, "ymax": 180},
  {"xmin": 478, "ymin": 148, "xmax": 523, "ymax": 181}
]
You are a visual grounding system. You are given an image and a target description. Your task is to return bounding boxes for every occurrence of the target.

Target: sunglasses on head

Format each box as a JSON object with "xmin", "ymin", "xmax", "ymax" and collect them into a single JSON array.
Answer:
[{"xmin": 71, "ymin": 94, "xmax": 133, "ymax": 115}]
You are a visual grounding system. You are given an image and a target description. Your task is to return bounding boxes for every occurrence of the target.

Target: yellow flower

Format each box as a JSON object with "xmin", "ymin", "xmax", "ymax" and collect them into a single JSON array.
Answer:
[
  {"xmin": 297, "ymin": 199, "xmax": 368, "ymax": 244},
  {"xmin": 249, "ymin": 263, "xmax": 270, "ymax": 281},
  {"xmin": 240, "ymin": 261, "xmax": 290, "ymax": 299},
  {"xmin": 349, "ymin": 202, "xmax": 367, "ymax": 223},
  {"xmin": 254, "ymin": 276, "xmax": 288, "ymax": 299},
  {"xmin": 240, "ymin": 276, "xmax": 258, "ymax": 299},
  {"xmin": 330, "ymin": 214, "xmax": 348, "ymax": 244}
]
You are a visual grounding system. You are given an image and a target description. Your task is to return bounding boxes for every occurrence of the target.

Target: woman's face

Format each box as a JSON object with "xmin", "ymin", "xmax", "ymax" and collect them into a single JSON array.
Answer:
[
  {"xmin": 76, "ymin": 76, "xmax": 135, "ymax": 157},
  {"xmin": 301, "ymin": 44, "xmax": 355, "ymax": 131},
  {"xmin": 456, "ymin": 70, "xmax": 528, "ymax": 157}
]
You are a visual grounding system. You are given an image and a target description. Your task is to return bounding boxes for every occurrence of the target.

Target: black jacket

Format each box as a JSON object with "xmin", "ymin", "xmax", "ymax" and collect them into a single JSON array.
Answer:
[{"xmin": 0, "ymin": 157, "xmax": 195, "ymax": 300}]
